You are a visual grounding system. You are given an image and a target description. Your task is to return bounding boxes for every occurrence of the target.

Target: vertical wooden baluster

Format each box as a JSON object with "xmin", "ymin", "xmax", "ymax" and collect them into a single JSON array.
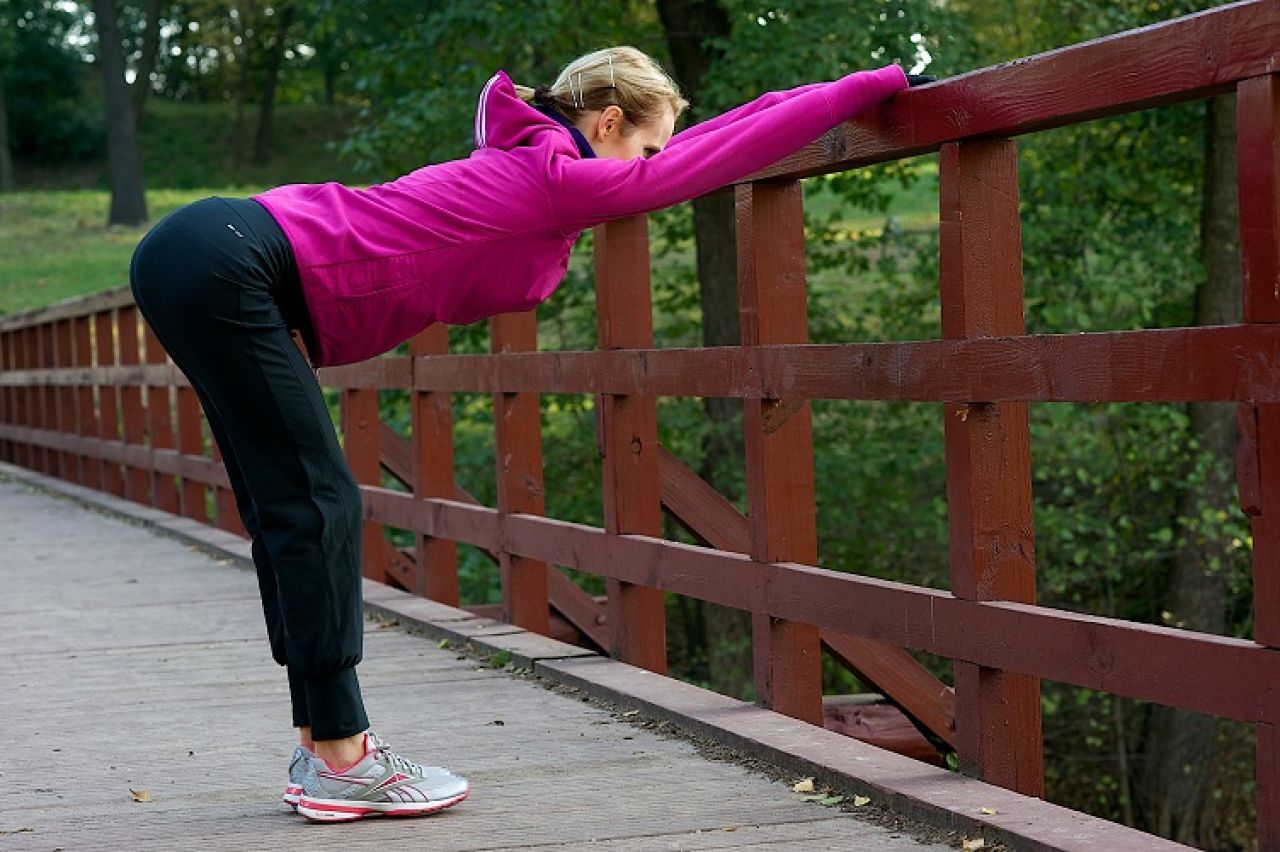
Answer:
[
  {"xmin": 491, "ymin": 311, "xmax": 549, "ymax": 633},
  {"xmin": 117, "ymin": 305, "xmax": 149, "ymax": 504},
  {"xmin": 411, "ymin": 326, "xmax": 459, "ymax": 602},
  {"xmin": 342, "ymin": 381, "xmax": 386, "ymax": 583},
  {"xmin": 939, "ymin": 139, "xmax": 1043, "ymax": 796},
  {"xmin": 54, "ymin": 319, "xmax": 75, "ymax": 482},
  {"xmin": 18, "ymin": 327, "xmax": 33, "ymax": 469},
  {"xmin": 35, "ymin": 323, "xmax": 52, "ymax": 474},
  {"xmin": 144, "ymin": 324, "xmax": 179, "ymax": 512},
  {"xmin": 176, "ymin": 375, "xmax": 207, "ymax": 522},
  {"xmin": 734, "ymin": 181, "xmax": 822, "ymax": 724},
  {"xmin": 595, "ymin": 215, "xmax": 666, "ymax": 673},
  {"xmin": 42, "ymin": 323, "xmax": 58, "ymax": 475},
  {"xmin": 94, "ymin": 311, "xmax": 124, "ymax": 497},
  {"xmin": 0, "ymin": 329, "xmax": 8, "ymax": 463},
  {"xmin": 73, "ymin": 317, "xmax": 99, "ymax": 490},
  {"xmin": 1237, "ymin": 72, "xmax": 1280, "ymax": 849}
]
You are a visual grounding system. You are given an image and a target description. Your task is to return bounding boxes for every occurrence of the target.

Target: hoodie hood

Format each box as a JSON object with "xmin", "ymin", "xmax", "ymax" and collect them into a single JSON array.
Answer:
[{"xmin": 473, "ymin": 70, "xmax": 582, "ymax": 157}]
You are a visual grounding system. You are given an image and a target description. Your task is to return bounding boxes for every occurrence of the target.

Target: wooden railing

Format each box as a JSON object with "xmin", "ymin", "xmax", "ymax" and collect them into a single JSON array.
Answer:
[{"xmin": 1, "ymin": 0, "xmax": 1278, "ymax": 843}]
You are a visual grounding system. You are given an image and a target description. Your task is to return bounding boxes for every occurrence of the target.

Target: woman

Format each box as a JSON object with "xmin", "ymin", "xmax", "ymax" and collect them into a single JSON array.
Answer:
[{"xmin": 128, "ymin": 46, "xmax": 914, "ymax": 823}]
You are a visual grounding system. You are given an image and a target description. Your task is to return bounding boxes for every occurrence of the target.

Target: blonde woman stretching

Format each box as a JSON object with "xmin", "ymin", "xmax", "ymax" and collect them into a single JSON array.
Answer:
[{"xmin": 128, "ymin": 45, "xmax": 916, "ymax": 822}]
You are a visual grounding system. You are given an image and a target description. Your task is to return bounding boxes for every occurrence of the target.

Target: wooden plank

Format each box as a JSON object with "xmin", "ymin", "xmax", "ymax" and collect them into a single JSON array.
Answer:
[
  {"xmin": 72, "ymin": 317, "xmax": 99, "ymax": 490},
  {"xmin": 736, "ymin": 180, "xmax": 822, "ymax": 724},
  {"xmin": 594, "ymin": 215, "xmax": 666, "ymax": 673},
  {"xmin": 546, "ymin": 566, "xmax": 609, "ymax": 651},
  {"xmin": 1238, "ymin": 74, "xmax": 1280, "ymax": 323},
  {"xmin": 939, "ymin": 139, "xmax": 1042, "ymax": 796},
  {"xmin": 176, "ymin": 381, "xmax": 208, "ymax": 523},
  {"xmin": 409, "ymin": 324, "xmax": 459, "ymax": 602},
  {"xmin": 143, "ymin": 324, "xmax": 179, "ymax": 514},
  {"xmin": 1261, "ymin": 722, "xmax": 1280, "ymax": 852},
  {"xmin": 409, "ymin": 324, "xmax": 1280, "ymax": 403},
  {"xmin": 53, "ymin": 319, "xmax": 76, "ymax": 481},
  {"xmin": 116, "ymin": 306, "xmax": 150, "ymax": 505},
  {"xmin": 0, "ymin": 284, "xmax": 133, "ymax": 333},
  {"xmin": 0, "ymin": 331, "xmax": 10, "ymax": 464},
  {"xmin": 39, "ymin": 323, "xmax": 56, "ymax": 474},
  {"xmin": 491, "ymin": 310, "xmax": 550, "ymax": 634},
  {"xmin": 658, "ymin": 444, "xmax": 955, "ymax": 747},
  {"xmin": 379, "ymin": 420, "xmax": 414, "ymax": 488},
  {"xmin": 342, "ymin": 385, "xmax": 387, "ymax": 583},
  {"xmin": 93, "ymin": 312, "xmax": 124, "ymax": 498},
  {"xmin": 751, "ymin": 0, "xmax": 1280, "ymax": 183}
]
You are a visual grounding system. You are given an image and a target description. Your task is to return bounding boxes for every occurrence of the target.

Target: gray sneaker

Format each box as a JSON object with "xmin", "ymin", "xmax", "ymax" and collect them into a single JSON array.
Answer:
[
  {"xmin": 283, "ymin": 745, "xmax": 311, "ymax": 809},
  {"xmin": 296, "ymin": 731, "xmax": 470, "ymax": 822}
]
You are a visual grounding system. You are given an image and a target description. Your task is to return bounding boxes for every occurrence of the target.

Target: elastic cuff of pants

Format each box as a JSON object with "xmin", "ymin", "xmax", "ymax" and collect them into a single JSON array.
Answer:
[
  {"xmin": 304, "ymin": 666, "xmax": 369, "ymax": 741},
  {"xmin": 287, "ymin": 667, "xmax": 309, "ymax": 729}
]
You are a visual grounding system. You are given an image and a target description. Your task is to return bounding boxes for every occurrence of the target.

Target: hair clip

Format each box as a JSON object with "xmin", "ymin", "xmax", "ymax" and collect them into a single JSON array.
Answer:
[{"xmin": 607, "ymin": 52, "xmax": 615, "ymax": 88}]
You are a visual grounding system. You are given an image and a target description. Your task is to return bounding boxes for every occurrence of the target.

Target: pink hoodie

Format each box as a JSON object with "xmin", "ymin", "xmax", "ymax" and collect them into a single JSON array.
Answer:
[{"xmin": 253, "ymin": 64, "xmax": 908, "ymax": 367}]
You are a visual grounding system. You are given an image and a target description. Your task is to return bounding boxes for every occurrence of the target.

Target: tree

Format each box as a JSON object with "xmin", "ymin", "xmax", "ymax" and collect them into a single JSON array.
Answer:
[
  {"xmin": 93, "ymin": 0, "xmax": 148, "ymax": 225},
  {"xmin": 252, "ymin": 2, "xmax": 294, "ymax": 163},
  {"xmin": 130, "ymin": 0, "xmax": 165, "ymax": 126}
]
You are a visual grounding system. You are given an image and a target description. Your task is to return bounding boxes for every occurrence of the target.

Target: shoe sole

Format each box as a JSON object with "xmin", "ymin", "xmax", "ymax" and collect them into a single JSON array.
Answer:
[
  {"xmin": 297, "ymin": 785, "xmax": 470, "ymax": 822},
  {"xmin": 283, "ymin": 785, "xmax": 302, "ymax": 809}
]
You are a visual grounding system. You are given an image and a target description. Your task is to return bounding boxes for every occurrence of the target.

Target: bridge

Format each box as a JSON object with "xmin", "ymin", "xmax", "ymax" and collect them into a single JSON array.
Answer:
[{"xmin": 2, "ymin": 2, "xmax": 1278, "ymax": 849}]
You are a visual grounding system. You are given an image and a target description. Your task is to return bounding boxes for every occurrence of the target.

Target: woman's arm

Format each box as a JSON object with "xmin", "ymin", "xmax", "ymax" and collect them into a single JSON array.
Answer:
[
  {"xmin": 546, "ymin": 64, "xmax": 908, "ymax": 231},
  {"xmin": 664, "ymin": 81, "xmax": 830, "ymax": 149}
]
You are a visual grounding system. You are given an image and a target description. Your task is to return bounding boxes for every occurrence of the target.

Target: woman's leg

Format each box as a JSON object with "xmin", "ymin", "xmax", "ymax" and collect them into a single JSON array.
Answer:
[{"xmin": 129, "ymin": 197, "xmax": 369, "ymax": 741}]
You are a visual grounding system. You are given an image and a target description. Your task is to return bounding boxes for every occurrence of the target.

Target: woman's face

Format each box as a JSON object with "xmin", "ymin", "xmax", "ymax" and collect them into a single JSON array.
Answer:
[{"xmin": 576, "ymin": 104, "xmax": 676, "ymax": 161}]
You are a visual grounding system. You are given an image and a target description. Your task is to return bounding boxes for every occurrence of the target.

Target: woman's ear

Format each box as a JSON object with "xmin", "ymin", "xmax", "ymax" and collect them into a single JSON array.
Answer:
[{"xmin": 598, "ymin": 104, "xmax": 625, "ymax": 139}]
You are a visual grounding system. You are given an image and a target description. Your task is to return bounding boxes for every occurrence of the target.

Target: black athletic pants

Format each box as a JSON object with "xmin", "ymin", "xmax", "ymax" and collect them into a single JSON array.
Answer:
[{"xmin": 129, "ymin": 196, "xmax": 369, "ymax": 740}]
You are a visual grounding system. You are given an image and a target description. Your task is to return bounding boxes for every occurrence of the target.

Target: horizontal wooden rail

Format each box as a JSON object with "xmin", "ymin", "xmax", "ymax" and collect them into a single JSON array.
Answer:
[
  {"xmin": 356, "ymin": 485, "xmax": 1280, "ymax": 726},
  {"xmin": 752, "ymin": 0, "xmax": 1280, "ymax": 182}
]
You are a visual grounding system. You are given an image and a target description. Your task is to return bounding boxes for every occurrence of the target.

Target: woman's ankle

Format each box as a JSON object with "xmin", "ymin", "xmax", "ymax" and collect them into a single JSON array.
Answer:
[{"xmin": 312, "ymin": 731, "xmax": 368, "ymax": 770}]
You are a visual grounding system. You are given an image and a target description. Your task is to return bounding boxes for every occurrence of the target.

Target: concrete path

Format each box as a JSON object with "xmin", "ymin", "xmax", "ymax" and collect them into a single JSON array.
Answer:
[{"xmin": 0, "ymin": 474, "xmax": 953, "ymax": 851}]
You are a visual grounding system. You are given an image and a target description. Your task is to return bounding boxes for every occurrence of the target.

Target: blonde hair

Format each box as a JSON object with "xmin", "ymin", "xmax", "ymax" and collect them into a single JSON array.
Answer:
[{"xmin": 514, "ymin": 46, "xmax": 689, "ymax": 132}]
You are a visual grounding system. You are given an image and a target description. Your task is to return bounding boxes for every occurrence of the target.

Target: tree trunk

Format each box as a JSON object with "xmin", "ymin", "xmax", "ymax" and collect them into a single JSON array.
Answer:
[
  {"xmin": 1136, "ymin": 93, "xmax": 1239, "ymax": 848},
  {"xmin": 657, "ymin": 0, "xmax": 754, "ymax": 700},
  {"xmin": 0, "ymin": 68, "xmax": 14, "ymax": 192},
  {"xmin": 230, "ymin": 4, "xmax": 251, "ymax": 169},
  {"xmin": 252, "ymin": 3, "xmax": 294, "ymax": 165},
  {"xmin": 92, "ymin": 0, "xmax": 147, "ymax": 226},
  {"xmin": 130, "ymin": 0, "xmax": 163, "ymax": 127}
]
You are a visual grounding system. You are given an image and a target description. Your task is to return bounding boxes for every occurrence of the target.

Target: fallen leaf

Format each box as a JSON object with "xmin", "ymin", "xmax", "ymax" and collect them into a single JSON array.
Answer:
[
  {"xmin": 979, "ymin": 807, "xmax": 998, "ymax": 815},
  {"xmin": 802, "ymin": 794, "xmax": 826, "ymax": 802},
  {"xmin": 853, "ymin": 795, "xmax": 871, "ymax": 807},
  {"xmin": 962, "ymin": 838, "xmax": 985, "ymax": 850},
  {"xmin": 792, "ymin": 777, "xmax": 815, "ymax": 793},
  {"xmin": 129, "ymin": 789, "xmax": 152, "ymax": 803},
  {"xmin": 437, "ymin": 639, "xmax": 450, "ymax": 649},
  {"xmin": 819, "ymin": 795, "xmax": 844, "ymax": 806},
  {"xmin": 621, "ymin": 710, "xmax": 640, "ymax": 717}
]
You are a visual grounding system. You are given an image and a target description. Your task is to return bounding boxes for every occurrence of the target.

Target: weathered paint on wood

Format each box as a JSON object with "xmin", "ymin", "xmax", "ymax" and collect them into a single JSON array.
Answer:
[
  {"xmin": 93, "ymin": 311, "xmax": 124, "ymax": 498},
  {"xmin": 143, "ymin": 324, "xmax": 179, "ymax": 514},
  {"xmin": 594, "ymin": 215, "xmax": 666, "ymax": 674},
  {"xmin": 491, "ymin": 310, "xmax": 551, "ymax": 634},
  {"xmin": 939, "ymin": 139, "xmax": 1043, "ymax": 796}
]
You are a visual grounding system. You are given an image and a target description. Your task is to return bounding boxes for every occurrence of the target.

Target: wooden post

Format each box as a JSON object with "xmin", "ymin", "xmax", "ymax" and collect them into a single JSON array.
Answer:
[
  {"xmin": 595, "ymin": 215, "xmax": 666, "ymax": 673},
  {"xmin": 939, "ymin": 139, "xmax": 1044, "ymax": 796},
  {"xmin": 73, "ymin": 317, "xmax": 99, "ymax": 490},
  {"xmin": 1237, "ymin": 72, "xmax": 1280, "ymax": 850},
  {"xmin": 117, "ymin": 306, "xmax": 149, "ymax": 503},
  {"xmin": 491, "ymin": 311, "xmax": 550, "ymax": 634},
  {"xmin": 0, "ymin": 330, "xmax": 9, "ymax": 464},
  {"xmin": 54, "ymin": 319, "xmax": 75, "ymax": 481},
  {"xmin": 38, "ymin": 323, "xmax": 54, "ymax": 474},
  {"xmin": 735, "ymin": 180, "xmax": 823, "ymax": 725},
  {"xmin": 341, "ymin": 383, "xmax": 386, "ymax": 583},
  {"xmin": 410, "ymin": 326, "xmax": 460, "ymax": 603},
  {"xmin": 143, "ymin": 325, "xmax": 179, "ymax": 513},
  {"xmin": 176, "ymin": 377, "xmax": 207, "ymax": 522},
  {"xmin": 94, "ymin": 311, "xmax": 124, "ymax": 498}
]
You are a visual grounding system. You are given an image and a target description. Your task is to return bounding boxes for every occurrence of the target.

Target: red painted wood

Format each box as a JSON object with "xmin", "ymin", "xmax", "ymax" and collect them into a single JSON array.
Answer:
[
  {"xmin": 1261, "ymin": 723, "xmax": 1280, "ymax": 852},
  {"xmin": 72, "ymin": 317, "xmax": 99, "ymax": 490},
  {"xmin": 341, "ymin": 386, "xmax": 386, "ymax": 583},
  {"xmin": 39, "ymin": 324, "xmax": 56, "ymax": 474},
  {"xmin": 143, "ymin": 324, "xmax": 179, "ymax": 514},
  {"xmin": 93, "ymin": 313, "xmax": 124, "ymax": 498},
  {"xmin": 360, "ymin": 486, "xmax": 1280, "ymax": 725},
  {"xmin": 736, "ymin": 180, "xmax": 822, "ymax": 725},
  {"xmin": 409, "ymin": 325, "xmax": 460, "ymax": 603},
  {"xmin": 594, "ymin": 215, "xmax": 666, "ymax": 674},
  {"xmin": 176, "ymin": 383, "xmax": 207, "ymax": 522},
  {"xmin": 1239, "ymin": 74, "xmax": 1280, "ymax": 323},
  {"xmin": 53, "ymin": 320, "xmax": 76, "ymax": 481},
  {"xmin": 410, "ymin": 323, "xmax": 1280, "ymax": 404},
  {"xmin": 116, "ymin": 307, "xmax": 150, "ymax": 505},
  {"xmin": 939, "ymin": 140, "xmax": 1042, "ymax": 795},
  {"xmin": 822, "ymin": 698, "xmax": 944, "ymax": 766},
  {"xmin": 0, "ymin": 331, "xmax": 11, "ymax": 464},
  {"xmin": 753, "ymin": 1, "xmax": 1280, "ymax": 183},
  {"xmin": 491, "ymin": 310, "xmax": 550, "ymax": 634}
]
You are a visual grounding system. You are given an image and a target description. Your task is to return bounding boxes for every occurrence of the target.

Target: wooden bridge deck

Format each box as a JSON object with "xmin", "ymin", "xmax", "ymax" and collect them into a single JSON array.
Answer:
[{"xmin": 0, "ymin": 474, "xmax": 953, "ymax": 851}]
